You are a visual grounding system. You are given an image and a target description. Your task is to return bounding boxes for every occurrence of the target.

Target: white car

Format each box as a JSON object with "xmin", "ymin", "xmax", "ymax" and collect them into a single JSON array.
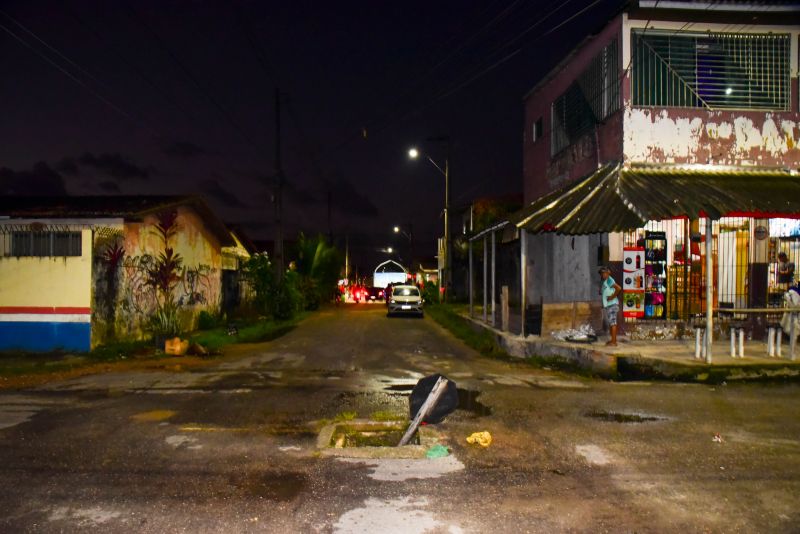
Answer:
[{"xmin": 387, "ymin": 285, "xmax": 423, "ymax": 317}]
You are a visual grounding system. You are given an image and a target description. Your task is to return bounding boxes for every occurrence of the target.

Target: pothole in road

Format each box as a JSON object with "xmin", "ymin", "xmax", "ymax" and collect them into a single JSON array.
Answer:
[
  {"xmin": 584, "ymin": 410, "xmax": 666, "ymax": 423},
  {"xmin": 237, "ymin": 472, "xmax": 307, "ymax": 501},
  {"xmin": 383, "ymin": 385, "xmax": 492, "ymax": 417}
]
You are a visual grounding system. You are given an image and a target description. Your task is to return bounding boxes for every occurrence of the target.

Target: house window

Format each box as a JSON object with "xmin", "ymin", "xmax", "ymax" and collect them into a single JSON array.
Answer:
[
  {"xmin": 532, "ymin": 117, "xmax": 543, "ymax": 142},
  {"xmin": 8, "ymin": 231, "xmax": 82, "ymax": 257},
  {"xmin": 551, "ymin": 38, "xmax": 619, "ymax": 155},
  {"xmin": 632, "ymin": 30, "xmax": 790, "ymax": 111}
]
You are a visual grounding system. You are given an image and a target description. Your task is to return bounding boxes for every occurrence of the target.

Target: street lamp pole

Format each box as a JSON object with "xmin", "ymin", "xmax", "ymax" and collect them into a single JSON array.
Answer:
[
  {"xmin": 408, "ymin": 137, "xmax": 450, "ymax": 302},
  {"xmin": 393, "ymin": 223, "xmax": 414, "ymax": 273}
]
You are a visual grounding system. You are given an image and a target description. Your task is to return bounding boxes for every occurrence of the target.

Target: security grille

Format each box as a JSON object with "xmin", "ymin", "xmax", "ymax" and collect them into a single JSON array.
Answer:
[
  {"xmin": 552, "ymin": 38, "xmax": 619, "ymax": 155},
  {"xmin": 6, "ymin": 231, "xmax": 82, "ymax": 257},
  {"xmin": 632, "ymin": 30, "xmax": 790, "ymax": 111}
]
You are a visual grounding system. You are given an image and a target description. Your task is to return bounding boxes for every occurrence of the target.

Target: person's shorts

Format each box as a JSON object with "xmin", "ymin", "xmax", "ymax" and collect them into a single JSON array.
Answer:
[{"xmin": 603, "ymin": 304, "xmax": 619, "ymax": 327}]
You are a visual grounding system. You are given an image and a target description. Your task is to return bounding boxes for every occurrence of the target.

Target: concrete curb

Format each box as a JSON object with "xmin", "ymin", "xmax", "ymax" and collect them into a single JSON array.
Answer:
[{"xmin": 459, "ymin": 312, "xmax": 800, "ymax": 383}]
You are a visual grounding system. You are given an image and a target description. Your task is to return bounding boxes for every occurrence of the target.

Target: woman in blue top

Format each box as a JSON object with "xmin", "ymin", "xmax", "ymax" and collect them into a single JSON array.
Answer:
[{"xmin": 598, "ymin": 266, "xmax": 622, "ymax": 346}]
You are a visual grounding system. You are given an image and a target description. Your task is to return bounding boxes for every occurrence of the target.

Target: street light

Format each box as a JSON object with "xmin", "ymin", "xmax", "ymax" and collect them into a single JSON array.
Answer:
[
  {"xmin": 392, "ymin": 224, "xmax": 414, "ymax": 272},
  {"xmin": 408, "ymin": 137, "xmax": 450, "ymax": 302}
]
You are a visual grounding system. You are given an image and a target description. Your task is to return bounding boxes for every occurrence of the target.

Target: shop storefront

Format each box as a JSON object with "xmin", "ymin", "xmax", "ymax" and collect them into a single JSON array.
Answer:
[{"xmin": 620, "ymin": 217, "xmax": 800, "ymax": 323}]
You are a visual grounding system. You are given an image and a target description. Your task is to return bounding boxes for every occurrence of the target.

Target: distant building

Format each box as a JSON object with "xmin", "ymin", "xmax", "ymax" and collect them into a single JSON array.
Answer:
[{"xmin": 0, "ymin": 196, "xmax": 249, "ymax": 351}]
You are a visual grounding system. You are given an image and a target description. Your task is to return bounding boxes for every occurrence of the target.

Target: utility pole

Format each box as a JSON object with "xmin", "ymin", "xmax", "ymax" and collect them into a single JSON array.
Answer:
[
  {"xmin": 327, "ymin": 191, "xmax": 333, "ymax": 242},
  {"xmin": 274, "ymin": 88, "xmax": 284, "ymax": 280}
]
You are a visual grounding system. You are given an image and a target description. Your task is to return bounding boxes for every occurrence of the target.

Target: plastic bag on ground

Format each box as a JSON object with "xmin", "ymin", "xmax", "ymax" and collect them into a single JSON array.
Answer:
[{"xmin": 466, "ymin": 431, "xmax": 492, "ymax": 447}]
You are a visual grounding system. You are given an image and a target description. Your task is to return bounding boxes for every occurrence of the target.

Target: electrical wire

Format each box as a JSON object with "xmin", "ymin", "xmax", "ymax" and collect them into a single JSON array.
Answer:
[
  {"xmin": 124, "ymin": 2, "xmax": 264, "ymax": 158},
  {"xmin": 0, "ymin": 19, "xmax": 160, "ymax": 138}
]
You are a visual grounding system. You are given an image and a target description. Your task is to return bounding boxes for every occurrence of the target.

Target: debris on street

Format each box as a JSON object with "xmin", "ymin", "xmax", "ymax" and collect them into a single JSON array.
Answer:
[
  {"xmin": 466, "ymin": 431, "xmax": 492, "ymax": 447},
  {"xmin": 425, "ymin": 444, "xmax": 450, "ymax": 458},
  {"xmin": 551, "ymin": 324, "xmax": 596, "ymax": 343}
]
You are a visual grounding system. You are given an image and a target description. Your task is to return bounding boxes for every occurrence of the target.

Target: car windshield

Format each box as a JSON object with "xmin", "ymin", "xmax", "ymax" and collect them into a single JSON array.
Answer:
[{"xmin": 394, "ymin": 287, "xmax": 419, "ymax": 297}]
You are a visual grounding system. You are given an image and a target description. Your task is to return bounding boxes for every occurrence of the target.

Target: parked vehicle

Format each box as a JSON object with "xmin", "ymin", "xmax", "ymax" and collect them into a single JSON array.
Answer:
[
  {"xmin": 387, "ymin": 284, "xmax": 423, "ymax": 317},
  {"xmin": 365, "ymin": 287, "xmax": 385, "ymax": 302}
]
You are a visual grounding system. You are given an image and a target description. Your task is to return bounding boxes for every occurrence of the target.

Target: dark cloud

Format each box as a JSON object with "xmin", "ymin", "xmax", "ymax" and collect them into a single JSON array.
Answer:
[
  {"xmin": 98, "ymin": 181, "xmax": 121, "ymax": 193},
  {"xmin": 163, "ymin": 141, "xmax": 208, "ymax": 159},
  {"xmin": 0, "ymin": 162, "xmax": 67, "ymax": 195},
  {"xmin": 79, "ymin": 152, "xmax": 152, "ymax": 180},
  {"xmin": 326, "ymin": 174, "xmax": 379, "ymax": 218},
  {"xmin": 201, "ymin": 179, "xmax": 246, "ymax": 207},
  {"xmin": 56, "ymin": 158, "xmax": 79, "ymax": 175}
]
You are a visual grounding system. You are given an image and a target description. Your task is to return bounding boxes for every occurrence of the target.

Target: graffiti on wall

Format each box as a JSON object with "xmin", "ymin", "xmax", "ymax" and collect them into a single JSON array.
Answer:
[
  {"xmin": 92, "ymin": 210, "xmax": 221, "ymax": 342},
  {"xmin": 116, "ymin": 254, "xmax": 219, "ymax": 332}
]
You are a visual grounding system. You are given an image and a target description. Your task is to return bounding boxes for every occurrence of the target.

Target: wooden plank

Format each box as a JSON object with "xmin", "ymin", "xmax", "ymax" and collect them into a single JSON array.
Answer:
[{"xmin": 398, "ymin": 376, "xmax": 447, "ymax": 447}]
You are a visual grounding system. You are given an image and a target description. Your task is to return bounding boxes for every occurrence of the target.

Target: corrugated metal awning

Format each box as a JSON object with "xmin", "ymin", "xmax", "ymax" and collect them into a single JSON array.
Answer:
[{"xmin": 510, "ymin": 163, "xmax": 800, "ymax": 235}]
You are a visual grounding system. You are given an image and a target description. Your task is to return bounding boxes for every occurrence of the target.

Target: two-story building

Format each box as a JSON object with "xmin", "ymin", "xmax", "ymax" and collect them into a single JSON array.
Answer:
[{"xmin": 473, "ymin": 1, "xmax": 800, "ymax": 338}]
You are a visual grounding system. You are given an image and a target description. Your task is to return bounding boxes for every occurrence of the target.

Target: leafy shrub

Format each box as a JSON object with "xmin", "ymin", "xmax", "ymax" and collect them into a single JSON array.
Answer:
[
  {"xmin": 197, "ymin": 310, "xmax": 217, "ymax": 330},
  {"xmin": 273, "ymin": 271, "xmax": 302, "ymax": 320},
  {"xmin": 149, "ymin": 302, "xmax": 181, "ymax": 337}
]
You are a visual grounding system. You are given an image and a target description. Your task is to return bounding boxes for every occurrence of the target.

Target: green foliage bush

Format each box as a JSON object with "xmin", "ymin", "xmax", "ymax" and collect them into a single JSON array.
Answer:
[
  {"xmin": 149, "ymin": 302, "xmax": 181, "ymax": 337},
  {"xmin": 422, "ymin": 282, "xmax": 439, "ymax": 304},
  {"xmin": 197, "ymin": 310, "xmax": 217, "ymax": 330},
  {"xmin": 273, "ymin": 270, "xmax": 302, "ymax": 320}
]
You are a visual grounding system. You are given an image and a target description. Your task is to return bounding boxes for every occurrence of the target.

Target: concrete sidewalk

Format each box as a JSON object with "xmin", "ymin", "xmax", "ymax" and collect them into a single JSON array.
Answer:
[{"xmin": 462, "ymin": 312, "xmax": 800, "ymax": 382}]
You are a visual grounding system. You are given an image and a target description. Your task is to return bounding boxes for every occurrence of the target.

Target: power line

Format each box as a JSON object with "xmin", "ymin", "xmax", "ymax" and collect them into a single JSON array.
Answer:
[
  {"xmin": 124, "ymin": 3, "xmax": 264, "ymax": 158},
  {"xmin": 0, "ymin": 19, "xmax": 159, "ymax": 137},
  {"xmin": 61, "ymin": 5, "xmax": 200, "ymax": 130}
]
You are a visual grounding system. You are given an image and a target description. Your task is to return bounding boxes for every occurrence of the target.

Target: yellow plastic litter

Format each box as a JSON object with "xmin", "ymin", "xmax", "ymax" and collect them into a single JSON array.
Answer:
[{"xmin": 466, "ymin": 431, "xmax": 492, "ymax": 447}]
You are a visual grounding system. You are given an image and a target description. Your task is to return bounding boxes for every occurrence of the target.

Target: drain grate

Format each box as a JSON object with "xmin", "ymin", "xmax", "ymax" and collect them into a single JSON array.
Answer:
[{"xmin": 585, "ymin": 410, "xmax": 665, "ymax": 423}]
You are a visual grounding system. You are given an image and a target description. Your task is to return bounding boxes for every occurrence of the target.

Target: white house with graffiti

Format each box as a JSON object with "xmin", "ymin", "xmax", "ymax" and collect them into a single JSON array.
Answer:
[{"xmin": 0, "ymin": 196, "xmax": 252, "ymax": 351}]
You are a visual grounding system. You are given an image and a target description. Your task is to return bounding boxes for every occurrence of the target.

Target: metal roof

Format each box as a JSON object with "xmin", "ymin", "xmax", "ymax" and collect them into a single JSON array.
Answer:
[
  {"xmin": 0, "ymin": 195, "xmax": 235, "ymax": 246},
  {"xmin": 510, "ymin": 163, "xmax": 800, "ymax": 235}
]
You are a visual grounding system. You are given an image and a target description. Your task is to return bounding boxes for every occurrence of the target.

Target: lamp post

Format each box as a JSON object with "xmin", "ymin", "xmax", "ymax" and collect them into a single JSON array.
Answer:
[
  {"xmin": 408, "ymin": 138, "xmax": 450, "ymax": 302},
  {"xmin": 393, "ymin": 223, "xmax": 414, "ymax": 273}
]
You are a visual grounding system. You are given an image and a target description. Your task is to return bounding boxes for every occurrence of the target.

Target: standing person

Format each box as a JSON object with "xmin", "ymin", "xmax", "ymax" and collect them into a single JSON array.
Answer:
[
  {"xmin": 778, "ymin": 252, "xmax": 795, "ymax": 286},
  {"xmin": 598, "ymin": 266, "xmax": 622, "ymax": 346}
]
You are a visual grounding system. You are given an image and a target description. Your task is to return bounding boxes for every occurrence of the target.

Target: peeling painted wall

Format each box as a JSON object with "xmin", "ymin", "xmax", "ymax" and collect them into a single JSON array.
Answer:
[
  {"xmin": 92, "ymin": 206, "xmax": 223, "ymax": 344},
  {"xmin": 623, "ymin": 106, "xmax": 800, "ymax": 167}
]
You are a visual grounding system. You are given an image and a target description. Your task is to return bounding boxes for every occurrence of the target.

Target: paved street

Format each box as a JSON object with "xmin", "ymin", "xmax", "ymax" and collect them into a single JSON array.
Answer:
[{"xmin": 1, "ymin": 304, "xmax": 799, "ymax": 533}]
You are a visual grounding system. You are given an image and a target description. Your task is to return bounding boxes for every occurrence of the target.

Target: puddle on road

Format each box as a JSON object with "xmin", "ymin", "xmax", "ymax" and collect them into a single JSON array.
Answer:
[
  {"xmin": 585, "ymin": 410, "xmax": 665, "ymax": 423},
  {"xmin": 238, "ymin": 472, "xmax": 307, "ymax": 501},
  {"xmin": 382, "ymin": 385, "xmax": 492, "ymax": 417},
  {"xmin": 130, "ymin": 410, "xmax": 176, "ymax": 422}
]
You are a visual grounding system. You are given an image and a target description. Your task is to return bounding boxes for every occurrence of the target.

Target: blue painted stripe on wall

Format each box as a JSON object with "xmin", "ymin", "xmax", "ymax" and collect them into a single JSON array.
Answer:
[{"xmin": 0, "ymin": 322, "xmax": 91, "ymax": 352}]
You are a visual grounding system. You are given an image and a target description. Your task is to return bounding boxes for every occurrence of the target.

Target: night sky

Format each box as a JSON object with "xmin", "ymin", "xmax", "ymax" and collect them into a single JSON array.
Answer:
[{"xmin": 0, "ymin": 0, "xmax": 624, "ymax": 271}]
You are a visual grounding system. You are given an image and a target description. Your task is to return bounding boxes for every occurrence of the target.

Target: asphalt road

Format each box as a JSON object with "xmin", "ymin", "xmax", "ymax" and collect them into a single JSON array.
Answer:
[{"xmin": 1, "ymin": 303, "xmax": 799, "ymax": 533}]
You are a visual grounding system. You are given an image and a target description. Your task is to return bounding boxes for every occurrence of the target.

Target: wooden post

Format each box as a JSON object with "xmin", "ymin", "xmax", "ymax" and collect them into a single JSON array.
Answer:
[
  {"xmin": 468, "ymin": 239, "xmax": 473, "ymax": 318},
  {"xmin": 491, "ymin": 231, "xmax": 496, "ymax": 326},
  {"xmin": 501, "ymin": 285, "xmax": 509, "ymax": 332},
  {"xmin": 520, "ymin": 229, "xmax": 527, "ymax": 338},
  {"xmin": 483, "ymin": 235, "xmax": 488, "ymax": 323},
  {"xmin": 398, "ymin": 376, "xmax": 447, "ymax": 446}
]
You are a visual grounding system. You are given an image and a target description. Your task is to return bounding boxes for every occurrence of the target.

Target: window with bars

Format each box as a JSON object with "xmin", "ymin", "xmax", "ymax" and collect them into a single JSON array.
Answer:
[
  {"xmin": 551, "ymin": 38, "xmax": 619, "ymax": 155},
  {"xmin": 631, "ymin": 30, "xmax": 790, "ymax": 111},
  {"xmin": 7, "ymin": 231, "xmax": 82, "ymax": 257}
]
